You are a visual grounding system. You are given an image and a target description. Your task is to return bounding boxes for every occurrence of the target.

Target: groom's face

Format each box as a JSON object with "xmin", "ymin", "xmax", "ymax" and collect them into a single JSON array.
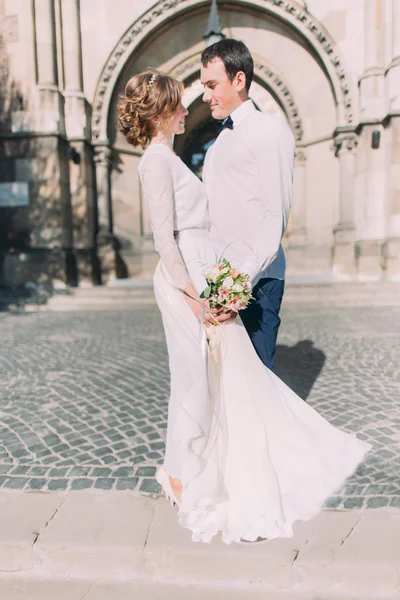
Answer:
[{"xmin": 201, "ymin": 58, "xmax": 242, "ymax": 120}]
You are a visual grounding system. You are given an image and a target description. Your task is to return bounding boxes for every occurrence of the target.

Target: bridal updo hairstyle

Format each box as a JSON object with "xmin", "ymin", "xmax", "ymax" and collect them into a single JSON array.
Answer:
[{"xmin": 117, "ymin": 69, "xmax": 183, "ymax": 149}]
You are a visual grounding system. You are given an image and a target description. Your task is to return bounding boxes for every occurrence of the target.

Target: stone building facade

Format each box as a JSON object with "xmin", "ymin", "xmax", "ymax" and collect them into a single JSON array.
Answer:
[{"xmin": 0, "ymin": 0, "xmax": 400, "ymax": 286}]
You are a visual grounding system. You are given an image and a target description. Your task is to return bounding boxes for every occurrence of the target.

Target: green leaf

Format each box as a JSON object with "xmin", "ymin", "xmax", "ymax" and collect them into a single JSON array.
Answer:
[{"xmin": 200, "ymin": 286, "xmax": 211, "ymax": 299}]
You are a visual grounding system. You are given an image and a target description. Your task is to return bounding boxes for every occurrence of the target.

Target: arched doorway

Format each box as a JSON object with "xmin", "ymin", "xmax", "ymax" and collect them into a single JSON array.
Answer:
[
  {"xmin": 94, "ymin": 0, "xmax": 353, "ymax": 278},
  {"xmin": 179, "ymin": 114, "xmax": 218, "ymax": 179}
]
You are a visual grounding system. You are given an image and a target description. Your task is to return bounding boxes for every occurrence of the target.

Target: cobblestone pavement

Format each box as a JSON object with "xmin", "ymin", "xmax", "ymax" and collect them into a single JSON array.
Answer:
[{"xmin": 0, "ymin": 302, "xmax": 399, "ymax": 509}]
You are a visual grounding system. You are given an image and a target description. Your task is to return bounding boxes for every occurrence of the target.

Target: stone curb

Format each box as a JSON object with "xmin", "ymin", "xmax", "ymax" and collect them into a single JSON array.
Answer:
[{"xmin": 0, "ymin": 491, "xmax": 399, "ymax": 597}]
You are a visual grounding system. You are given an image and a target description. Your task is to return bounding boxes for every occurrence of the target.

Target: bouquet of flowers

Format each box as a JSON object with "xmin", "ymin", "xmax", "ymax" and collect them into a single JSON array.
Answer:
[{"xmin": 200, "ymin": 259, "xmax": 253, "ymax": 313}]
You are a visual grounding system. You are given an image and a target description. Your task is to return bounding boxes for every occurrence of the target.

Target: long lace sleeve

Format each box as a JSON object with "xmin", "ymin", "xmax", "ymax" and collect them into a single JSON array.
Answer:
[{"xmin": 139, "ymin": 153, "xmax": 191, "ymax": 291}]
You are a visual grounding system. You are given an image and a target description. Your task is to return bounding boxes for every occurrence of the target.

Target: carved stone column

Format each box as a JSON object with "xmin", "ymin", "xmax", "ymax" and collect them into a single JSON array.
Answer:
[
  {"xmin": 387, "ymin": 0, "xmax": 400, "ymax": 113},
  {"xmin": 33, "ymin": 0, "xmax": 64, "ymax": 132},
  {"xmin": 359, "ymin": 0, "xmax": 386, "ymax": 121},
  {"xmin": 60, "ymin": 0, "xmax": 88, "ymax": 138},
  {"xmin": 94, "ymin": 146, "xmax": 113, "ymax": 233},
  {"xmin": 356, "ymin": 123, "xmax": 387, "ymax": 279},
  {"xmin": 94, "ymin": 145, "xmax": 115, "ymax": 281},
  {"xmin": 332, "ymin": 132, "xmax": 358, "ymax": 278},
  {"xmin": 286, "ymin": 150, "xmax": 307, "ymax": 270},
  {"xmin": 60, "ymin": 0, "xmax": 98, "ymax": 282},
  {"xmin": 385, "ymin": 0, "xmax": 400, "ymax": 279}
]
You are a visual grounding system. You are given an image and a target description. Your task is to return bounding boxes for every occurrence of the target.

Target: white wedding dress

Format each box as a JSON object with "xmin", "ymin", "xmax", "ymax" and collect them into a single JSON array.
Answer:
[{"xmin": 139, "ymin": 144, "xmax": 371, "ymax": 545}]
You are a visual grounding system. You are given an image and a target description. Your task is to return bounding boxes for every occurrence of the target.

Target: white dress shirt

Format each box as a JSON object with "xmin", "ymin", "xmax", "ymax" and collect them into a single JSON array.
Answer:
[{"xmin": 203, "ymin": 100, "xmax": 295, "ymax": 285}]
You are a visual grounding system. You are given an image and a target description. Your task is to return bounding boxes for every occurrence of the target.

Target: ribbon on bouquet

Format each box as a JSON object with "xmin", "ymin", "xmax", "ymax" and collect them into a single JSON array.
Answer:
[
  {"xmin": 182, "ymin": 286, "xmax": 228, "ymax": 382},
  {"xmin": 199, "ymin": 301, "xmax": 223, "ymax": 361},
  {"xmin": 182, "ymin": 288, "xmax": 221, "ymax": 361}
]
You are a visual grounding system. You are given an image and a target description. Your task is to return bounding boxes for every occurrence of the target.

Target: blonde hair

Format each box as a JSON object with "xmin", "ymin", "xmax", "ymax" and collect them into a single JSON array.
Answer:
[{"xmin": 117, "ymin": 69, "xmax": 183, "ymax": 149}]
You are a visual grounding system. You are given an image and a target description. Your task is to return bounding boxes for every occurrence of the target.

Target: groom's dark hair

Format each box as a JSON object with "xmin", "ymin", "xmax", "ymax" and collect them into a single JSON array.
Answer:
[{"xmin": 201, "ymin": 39, "xmax": 254, "ymax": 92}]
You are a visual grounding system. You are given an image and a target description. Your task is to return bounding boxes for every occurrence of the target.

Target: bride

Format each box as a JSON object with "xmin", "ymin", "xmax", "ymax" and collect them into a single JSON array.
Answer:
[{"xmin": 118, "ymin": 69, "xmax": 371, "ymax": 545}]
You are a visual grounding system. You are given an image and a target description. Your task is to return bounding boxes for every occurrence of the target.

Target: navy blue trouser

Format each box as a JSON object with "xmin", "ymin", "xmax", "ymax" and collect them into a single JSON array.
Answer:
[{"xmin": 240, "ymin": 277, "xmax": 284, "ymax": 371}]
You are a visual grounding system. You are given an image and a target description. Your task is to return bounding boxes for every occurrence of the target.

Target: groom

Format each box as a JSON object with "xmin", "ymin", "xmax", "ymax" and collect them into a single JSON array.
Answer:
[{"xmin": 201, "ymin": 39, "xmax": 295, "ymax": 371}]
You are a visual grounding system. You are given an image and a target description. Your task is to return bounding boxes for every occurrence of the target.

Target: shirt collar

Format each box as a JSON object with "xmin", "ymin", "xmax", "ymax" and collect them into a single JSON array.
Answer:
[{"xmin": 230, "ymin": 99, "xmax": 255, "ymax": 127}]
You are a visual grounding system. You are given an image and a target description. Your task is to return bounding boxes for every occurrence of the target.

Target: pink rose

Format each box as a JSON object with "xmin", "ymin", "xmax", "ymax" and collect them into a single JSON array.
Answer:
[
  {"xmin": 218, "ymin": 288, "xmax": 230, "ymax": 302},
  {"xmin": 226, "ymin": 298, "xmax": 244, "ymax": 312},
  {"xmin": 231, "ymin": 268, "xmax": 240, "ymax": 280}
]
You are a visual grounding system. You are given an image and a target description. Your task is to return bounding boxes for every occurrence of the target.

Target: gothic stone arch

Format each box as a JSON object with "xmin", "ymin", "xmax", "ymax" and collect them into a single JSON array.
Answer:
[{"xmin": 91, "ymin": 0, "xmax": 353, "ymax": 143}]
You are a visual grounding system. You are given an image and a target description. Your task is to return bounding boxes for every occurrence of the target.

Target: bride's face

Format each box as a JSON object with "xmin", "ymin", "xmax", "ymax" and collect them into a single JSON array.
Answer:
[{"xmin": 162, "ymin": 104, "xmax": 189, "ymax": 137}]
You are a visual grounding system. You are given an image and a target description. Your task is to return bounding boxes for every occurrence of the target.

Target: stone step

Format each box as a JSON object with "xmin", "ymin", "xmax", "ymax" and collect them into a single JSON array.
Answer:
[
  {"xmin": 0, "ymin": 492, "xmax": 398, "ymax": 599},
  {"xmin": 77, "ymin": 280, "xmax": 400, "ymax": 295},
  {"xmin": 42, "ymin": 280, "xmax": 400, "ymax": 310}
]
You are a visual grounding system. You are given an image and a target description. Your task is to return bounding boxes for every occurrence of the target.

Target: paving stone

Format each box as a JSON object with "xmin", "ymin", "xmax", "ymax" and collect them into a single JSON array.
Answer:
[
  {"xmin": 342, "ymin": 497, "xmax": 365, "ymax": 509},
  {"xmin": 48, "ymin": 468, "xmax": 69, "ymax": 478},
  {"xmin": 112, "ymin": 467, "xmax": 135, "ymax": 478},
  {"xmin": 47, "ymin": 478, "xmax": 69, "ymax": 491},
  {"xmin": 139, "ymin": 478, "xmax": 162, "ymax": 495},
  {"xmin": 147, "ymin": 452, "xmax": 162, "ymax": 460},
  {"xmin": 3, "ymin": 477, "xmax": 29, "ymax": 490},
  {"xmin": 71, "ymin": 478, "xmax": 94, "ymax": 491},
  {"xmin": 133, "ymin": 445, "xmax": 149, "ymax": 455},
  {"xmin": 94, "ymin": 478, "xmax": 115, "ymax": 490},
  {"xmin": 366, "ymin": 496, "xmax": 390, "ymax": 509},
  {"xmin": 27, "ymin": 478, "xmax": 47, "ymax": 490},
  {"xmin": 323, "ymin": 496, "xmax": 343, "ymax": 509},
  {"xmin": 93, "ymin": 447, "xmax": 113, "ymax": 457},
  {"xmin": 10, "ymin": 466, "xmax": 30, "ymax": 476},
  {"xmin": 136, "ymin": 467, "xmax": 157, "ymax": 477},
  {"xmin": 115, "ymin": 477, "xmax": 139, "ymax": 491},
  {"xmin": 69, "ymin": 467, "xmax": 91, "ymax": 477},
  {"xmin": 116, "ymin": 450, "xmax": 132, "ymax": 460},
  {"xmin": 112, "ymin": 442, "xmax": 126, "ymax": 451},
  {"xmin": 30, "ymin": 466, "xmax": 49, "ymax": 476},
  {"xmin": 92, "ymin": 467, "xmax": 112, "ymax": 477},
  {"xmin": 149, "ymin": 442, "xmax": 165, "ymax": 451}
]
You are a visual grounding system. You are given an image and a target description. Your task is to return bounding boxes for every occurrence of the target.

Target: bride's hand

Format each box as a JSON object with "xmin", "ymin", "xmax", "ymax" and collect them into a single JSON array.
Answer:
[
  {"xmin": 183, "ymin": 284, "xmax": 216, "ymax": 324},
  {"xmin": 211, "ymin": 305, "xmax": 237, "ymax": 324}
]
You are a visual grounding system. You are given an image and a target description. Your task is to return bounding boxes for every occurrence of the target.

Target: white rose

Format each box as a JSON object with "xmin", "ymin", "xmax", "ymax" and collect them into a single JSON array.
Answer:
[
  {"xmin": 222, "ymin": 276, "xmax": 234, "ymax": 289},
  {"xmin": 232, "ymin": 283, "xmax": 244, "ymax": 292},
  {"xmin": 204, "ymin": 266, "xmax": 220, "ymax": 283}
]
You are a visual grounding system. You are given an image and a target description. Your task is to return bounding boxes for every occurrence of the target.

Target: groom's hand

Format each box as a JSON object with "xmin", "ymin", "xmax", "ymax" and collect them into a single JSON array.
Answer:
[{"xmin": 213, "ymin": 309, "xmax": 237, "ymax": 323}]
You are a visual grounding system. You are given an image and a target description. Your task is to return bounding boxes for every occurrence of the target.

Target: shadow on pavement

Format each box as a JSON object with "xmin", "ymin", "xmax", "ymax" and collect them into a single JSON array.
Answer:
[
  {"xmin": 275, "ymin": 340, "xmax": 325, "ymax": 401},
  {"xmin": 0, "ymin": 284, "xmax": 51, "ymax": 312}
]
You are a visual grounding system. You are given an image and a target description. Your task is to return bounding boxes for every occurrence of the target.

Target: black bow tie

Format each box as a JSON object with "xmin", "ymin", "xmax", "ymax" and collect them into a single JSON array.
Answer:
[{"xmin": 221, "ymin": 116, "xmax": 234, "ymax": 131}]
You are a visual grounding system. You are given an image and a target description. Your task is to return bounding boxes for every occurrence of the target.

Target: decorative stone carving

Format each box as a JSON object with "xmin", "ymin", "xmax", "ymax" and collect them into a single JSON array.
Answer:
[
  {"xmin": 332, "ymin": 133, "xmax": 358, "ymax": 158},
  {"xmin": 91, "ymin": 0, "xmax": 354, "ymax": 141},
  {"xmin": 294, "ymin": 149, "xmax": 307, "ymax": 166},
  {"xmin": 94, "ymin": 145, "xmax": 113, "ymax": 234},
  {"xmin": 94, "ymin": 146, "xmax": 112, "ymax": 167},
  {"xmin": 171, "ymin": 55, "xmax": 202, "ymax": 79},
  {"xmin": 332, "ymin": 129, "xmax": 358, "ymax": 277},
  {"xmin": 254, "ymin": 60, "xmax": 303, "ymax": 141}
]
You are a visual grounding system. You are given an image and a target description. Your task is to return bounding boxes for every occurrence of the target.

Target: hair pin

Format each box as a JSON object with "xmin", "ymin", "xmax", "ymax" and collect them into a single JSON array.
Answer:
[{"xmin": 147, "ymin": 73, "xmax": 158, "ymax": 92}]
